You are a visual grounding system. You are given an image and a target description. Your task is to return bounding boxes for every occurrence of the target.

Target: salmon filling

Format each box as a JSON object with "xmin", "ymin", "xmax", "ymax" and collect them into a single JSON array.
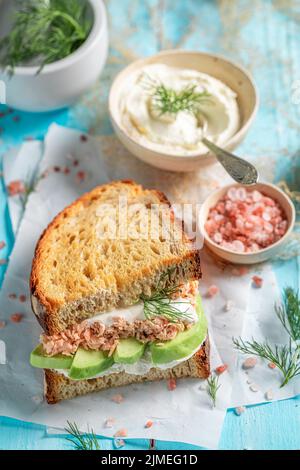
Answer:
[{"xmin": 41, "ymin": 281, "xmax": 199, "ymax": 358}]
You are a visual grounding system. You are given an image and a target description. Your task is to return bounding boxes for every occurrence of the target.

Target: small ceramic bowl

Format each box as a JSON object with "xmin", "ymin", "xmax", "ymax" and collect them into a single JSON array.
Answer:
[
  {"xmin": 0, "ymin": 0, "xmax": 108, "ymax": 112},
  {"xmin": 109, "ymin": 49, "xmax": 259, "ymax": 172},
  {"xmin": 199, "ymin": 182, "xmax": 296, "ymax": 265}
]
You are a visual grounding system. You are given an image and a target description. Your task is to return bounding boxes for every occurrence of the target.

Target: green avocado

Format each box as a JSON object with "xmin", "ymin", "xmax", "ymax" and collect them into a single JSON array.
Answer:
[
  {"xmin": 150, "ymin": 294, "xmax": 207, "ymax": 364},
  {"xmin": 30, "ymin": 345, "xmax": 74, "ymax": 370},
  {"xmin": 114, "ymin": 338, "xmax": 146, "ymax": 364},
  {"xmin": 69, "ymin": 348, "xmax": 114, "ymax": 380}
]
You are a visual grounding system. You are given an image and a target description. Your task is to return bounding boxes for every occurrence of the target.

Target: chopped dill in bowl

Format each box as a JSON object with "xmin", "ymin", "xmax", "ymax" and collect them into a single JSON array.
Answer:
[{"xmin": 0, "ymin": 0, "xmax": 93, "ymax": 74}]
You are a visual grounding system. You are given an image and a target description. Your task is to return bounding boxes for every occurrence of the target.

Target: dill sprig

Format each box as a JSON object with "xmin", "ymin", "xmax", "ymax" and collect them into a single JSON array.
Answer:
[
  {"xmin": 65, "ymin": 421, "xmax": 100, "ymax": 451},
  {"xmin": 206, "ymin": 375, "xmax": 221, "ymax": 408},
  {"xmin": 0, "ymin": 0, "xmax": 92, "ymax": 74},
  {"xmin": 140, "ymin": 270, "xmax": 194, "ymax": 323},
  {"xmin": 143, "ymin": 74, "xmax": 211, "ymax": 116},
  {"xmin": 233, "ymin": 287, "xmax": 300, "ymax": 387}
]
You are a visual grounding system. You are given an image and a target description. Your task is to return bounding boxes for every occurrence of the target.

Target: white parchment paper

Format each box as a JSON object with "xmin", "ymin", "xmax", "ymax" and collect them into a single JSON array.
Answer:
[{"xmin": 0, "ymin": 124, "xmax": 299, "ymax": 447}]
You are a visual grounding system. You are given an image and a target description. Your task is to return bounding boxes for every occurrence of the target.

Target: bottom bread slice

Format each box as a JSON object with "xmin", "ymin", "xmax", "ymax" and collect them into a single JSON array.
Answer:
[{"xmin": 45, "ymin": 339, "xmax": 210, "ymax": 404}]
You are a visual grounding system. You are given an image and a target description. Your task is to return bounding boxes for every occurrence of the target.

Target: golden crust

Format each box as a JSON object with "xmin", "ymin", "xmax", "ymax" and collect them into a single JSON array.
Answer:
[{"xmin": 45, "ymin": 339, "xmax": 210, "ymax": 404}]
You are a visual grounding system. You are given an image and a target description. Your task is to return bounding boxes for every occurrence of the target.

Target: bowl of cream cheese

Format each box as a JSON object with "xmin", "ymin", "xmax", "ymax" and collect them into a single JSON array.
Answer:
[{"xmin": 109, "ymin": 50, "xmax": 259, "ymax": 172}]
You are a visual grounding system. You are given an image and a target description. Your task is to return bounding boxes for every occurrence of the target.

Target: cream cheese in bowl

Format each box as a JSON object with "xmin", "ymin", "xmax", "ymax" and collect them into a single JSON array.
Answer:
[{"xmin": 119, "ymin": 64, "xmax": 240, "ymax": 156}]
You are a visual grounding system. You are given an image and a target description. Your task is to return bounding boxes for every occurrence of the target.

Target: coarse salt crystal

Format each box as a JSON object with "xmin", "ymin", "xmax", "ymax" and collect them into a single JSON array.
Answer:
[
  {"xmin": 168, "ymin": 378, "xmax": 177, "ymax": 391},
  {"xmin": 252, "ymin": 276, "xmax": 263, "ymax": 288},
  {"xmin": 207, "ymin": 285, "xmax": 219, "ymax": 297},
  {"xmin": 114, "ymin": 428, "xmax": 127, "ymax": 438},
  {"xmin": 265, "ymin": 390, "xmax": 274, "ymax": 401},
  {"xmin": 242, "ymin": 357, "xmax": 257, "ymax": 369},
  {"xmin": 111, "ymin": 394, "xmax": 124, "ymax": 404},
  {"xmin": 104, "ymin": 418, "xmax": 115, "ymax": 428},
  {"xmin": 114, "ymin": 439, "xmax": 125, "ymax": 449},
  {"xmin": 235, "ymin": 406, "xmax": 246, "ymax": 416},
  {"xmin": 145, "ymin": 420, "xmax": 153, "ymax": 429},
  {"xmin": 215, "ymin": 364, "xmax": 228, "ymax": 375},
  {"xmin": 249, "ymin": 384, "xmax": 259, "ymax": 392},
  {"xmin": 224, "ymin": 300, "xmax": 234, "ymax": 312}
]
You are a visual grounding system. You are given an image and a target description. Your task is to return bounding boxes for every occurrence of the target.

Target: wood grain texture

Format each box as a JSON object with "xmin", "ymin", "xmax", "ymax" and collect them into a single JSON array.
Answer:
[{"xmin": 0, "ymin": 0, "xmax": 300, "ymax": 450}]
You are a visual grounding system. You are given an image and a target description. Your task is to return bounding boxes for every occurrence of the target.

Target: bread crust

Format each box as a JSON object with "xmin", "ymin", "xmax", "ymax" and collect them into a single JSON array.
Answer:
[
  {"xmin": 30, "ymin": 180, "xmax": 202, "ymax": 334},
  {"xmin": 45, "ymin": 339, "xmax": 210, "ymax": 404}
]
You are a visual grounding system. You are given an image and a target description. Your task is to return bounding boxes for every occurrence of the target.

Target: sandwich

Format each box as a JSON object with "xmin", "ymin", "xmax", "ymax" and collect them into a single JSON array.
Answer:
[{"xmin": 29, "ymin": 180, "xmax": 210, "ymax": 404}]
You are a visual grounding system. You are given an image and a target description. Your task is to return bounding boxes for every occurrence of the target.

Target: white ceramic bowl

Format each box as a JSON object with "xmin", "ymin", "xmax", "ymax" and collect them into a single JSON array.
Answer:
[
  {"xmin": 0, "ymin": 0, "xmax": 108, "ymax": 112},
  {"xmin": 199, "ymin": 182, "xmax": 296, "ymax": 265},
  {"xmin": 109, "ymin": 50, "xmax": 259, "ymax": 172}
]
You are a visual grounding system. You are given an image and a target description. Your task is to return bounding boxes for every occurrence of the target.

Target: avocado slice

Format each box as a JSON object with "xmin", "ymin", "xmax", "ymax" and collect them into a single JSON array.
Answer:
[
  {"xmin": 69, "ymin": 348, "xmax": 114, "ymax": 380},
  {"xmin": 30, "ymin": 345, "xmax": 74, "ymax": 370},
  {"xmin": 114, "ymin": 338, "xmax": 146, "ymax": 364},
  {"xmin": 150, "ymin": 294, "xmax": 207, "ymax": 364}
]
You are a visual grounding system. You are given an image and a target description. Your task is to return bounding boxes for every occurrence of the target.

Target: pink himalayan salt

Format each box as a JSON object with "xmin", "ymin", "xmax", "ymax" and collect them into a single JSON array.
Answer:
[
  {"xmin": 252, "ymin": 275, "xmax": 263, "ymax": 288},
  {"xmin": 205, "ymin": 188, "xmax": 288, "ymax": 253},
  {"xmin": 207, "ymin": 285, "xmax": 219, "ymax": 297}
]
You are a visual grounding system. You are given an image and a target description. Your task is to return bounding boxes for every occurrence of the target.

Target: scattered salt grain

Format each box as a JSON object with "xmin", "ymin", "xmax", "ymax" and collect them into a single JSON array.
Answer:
[
  {"xmin": 104, "ymin": 418, "xmax": 115, "ymax": 428},
  {"xmin": 268, "ymin": 362, "xmax": 276, "ymax": 369},
  {"xmin": 207, "ymin": 285, "xmax": 219, "ymax": 297},
  {"xmin": 76, "ymin": 170, "xmax": 86, "ymax": 183},
  {"xmin": 265, "ymin": 390, "xmax": 274, "ymax": 401},
  {"xmin": 215, "ymin": 364, "xmax": 228, "ymax": 375},
  {"xmin": 246, "ymin": 379, "xmax": 252, "ymax": 385},
  {"xmin": 168, "ymin": 378, "xmax": 177, "ymax": 391},
  {"xmin": 249, "ymin": 384, "xmax": 259, "ymax": 392},
  {"xmin": 114, "ymin": 439, "xmax": 125, "ymax": 449},
  {"xmin": 199, "ymin": 383, "xmax": 207, "ymax": 391},
  {"xmin": 242, "ymin": 357, "xmax": 257, "ymax": 369},
  {"xmin": 252, "ymin": 275, "xmax": 263, "ymax": 288},
  {"xmin": 145, "ymin": 420, "xmax": 153, "ymax": 429},
  {"xmin": 235, "ymin": 406, "xmax": 246, "ymax": 416},
  {"xmin": 224, "ymin": 300, "xmax": 234, "ymax": 312},
  {"xmin": 10, "ymin": 313, "xmax": 23, "ymax": 323},
  {"xmin": 111, "ymin": 394, "xmax": 124, "ymax": 404},
  {"xmin": 114, "ymin": 428, "xmax": 127, "ymax": 438}
]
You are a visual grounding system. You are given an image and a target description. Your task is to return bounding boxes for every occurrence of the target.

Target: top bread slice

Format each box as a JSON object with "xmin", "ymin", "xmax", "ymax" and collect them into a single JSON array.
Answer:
[{"xmin": 30, "ymin": 180, "xmax": 201, "ymax": 335}]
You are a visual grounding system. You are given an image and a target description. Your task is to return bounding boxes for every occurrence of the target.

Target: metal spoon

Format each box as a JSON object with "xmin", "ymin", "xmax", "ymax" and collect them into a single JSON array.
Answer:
[{"xmin": 202, "ymin": 137, "xmax": 259, "ymax": 185}]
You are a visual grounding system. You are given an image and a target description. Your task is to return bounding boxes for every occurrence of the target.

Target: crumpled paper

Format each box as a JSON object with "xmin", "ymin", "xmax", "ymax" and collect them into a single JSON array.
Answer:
[{"xmin": 0, "ymin": 124, "xmax": 298, "ymax": 448}]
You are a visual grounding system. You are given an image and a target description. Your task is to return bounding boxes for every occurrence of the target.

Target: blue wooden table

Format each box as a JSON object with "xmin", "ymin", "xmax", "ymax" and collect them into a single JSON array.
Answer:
[{"xmin": 1, "ymin": 0, "xmax": 300, "ymax": 450}]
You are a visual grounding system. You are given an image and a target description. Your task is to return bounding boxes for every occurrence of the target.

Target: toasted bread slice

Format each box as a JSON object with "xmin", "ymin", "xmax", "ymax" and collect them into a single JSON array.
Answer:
[
  {"xmin": 30, "ymin": 180, "xmax": 201, "ymax": 335},
  {"xmin": 45, "ymin": 339, "xmax": 210, "ymax": 404}
]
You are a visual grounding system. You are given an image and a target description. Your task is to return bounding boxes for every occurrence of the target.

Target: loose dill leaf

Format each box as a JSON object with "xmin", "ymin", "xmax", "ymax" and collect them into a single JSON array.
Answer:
[
  {"xmin": 65, "ymin": 421, "xmax": 100, "ymax": 451},
  {"xmin": 275, "ymin": 287, "xmax": 300, "ymax": 342},
  {"xmin": 206, "ymin": 375, "xmax": 221, "ymax": 408},
  {"xmin": 143, "ymin": 74, "xmax": 212, "ymax": 117},
  {"xmin": 0, "ymin": 0, "xmax": 92, "ymax": 74},
  {"xmin": 233, "ymin": 287, "xmax": 300, "ymax": 388}
]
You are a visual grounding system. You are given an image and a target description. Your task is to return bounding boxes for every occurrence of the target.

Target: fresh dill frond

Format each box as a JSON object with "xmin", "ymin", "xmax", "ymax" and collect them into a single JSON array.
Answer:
[
  {"xmin": 140, "ymin": 269, "xmax": 194, "ymax": 323},
  {"xmin": 143, "ymin": 74, "xmax": 211, "ymax": 117},
  {"xmin": 206, "ymin": 375, "xmax": 221, "ymax": 408},
  {"xmin": 65, "ymin": 421, "xmax": 100, "ymax": 451},
  {"xmin": 275, "ymin": 287, "xmax": 300, "ymax": 342},
  {"xmin": 0, "ymin": 0, "xmax": 92, "ymax": 74}
]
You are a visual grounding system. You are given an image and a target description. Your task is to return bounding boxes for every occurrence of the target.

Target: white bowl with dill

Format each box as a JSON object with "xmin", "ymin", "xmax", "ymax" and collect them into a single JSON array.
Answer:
[
  {"xmin": 109, "ymin": 50, "xmax": 258, "ymax": 172},
  {"xmin": 0, "ymin": 0, "xmax": 108, "ymax": 112}
]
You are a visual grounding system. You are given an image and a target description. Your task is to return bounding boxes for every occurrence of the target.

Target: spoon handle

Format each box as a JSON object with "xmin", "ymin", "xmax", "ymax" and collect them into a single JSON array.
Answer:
[{"xmin": 202, "ymin": 137, "xmax": 259, "ymax": 186}]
